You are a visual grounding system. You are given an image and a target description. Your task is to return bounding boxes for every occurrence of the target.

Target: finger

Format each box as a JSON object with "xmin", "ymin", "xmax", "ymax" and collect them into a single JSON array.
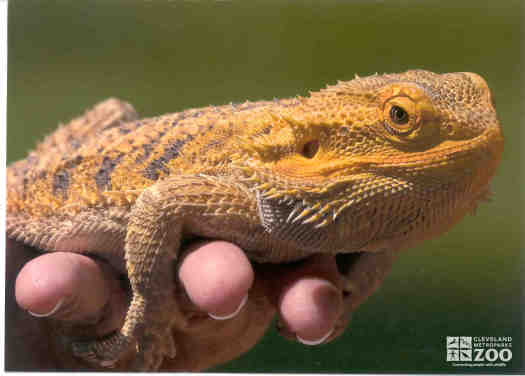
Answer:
[
  {"xmin": 263, "ymin": 255, "xmax": 344, "ymax": 345},
  {"xmin": 279, "ymin": 276, "xmax": 342, "ymax": 345},
  {"xmin": 15, "ymin": 252, "xmax": 111, "ymax": 323},
  {"xmin": 178, "ymin": 240, "xmax": 254, "ymax": 320}
]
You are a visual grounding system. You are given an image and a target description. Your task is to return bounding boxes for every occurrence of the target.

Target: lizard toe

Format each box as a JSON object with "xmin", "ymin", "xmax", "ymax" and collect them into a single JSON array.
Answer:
[
  {"xmin": 72, "ymin": 332, "xmax": 132, "ymax": 369},
  {"xmin": 132, "ymin": 330, "xmax": 177, "ymax": 371}
]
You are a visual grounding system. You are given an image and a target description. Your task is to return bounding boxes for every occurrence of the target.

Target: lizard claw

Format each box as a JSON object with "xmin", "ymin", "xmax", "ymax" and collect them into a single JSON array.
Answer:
[
  {"xmin": 131, "ymin": 331, "xmax": 177, "ymax": 371},
  {"xmin": 72, "ymin": 330, "xmax": 176, "ymax": 370},
  {"xmin": 72, "ymin": 332, "xmax": 132, "ymax": 369}
]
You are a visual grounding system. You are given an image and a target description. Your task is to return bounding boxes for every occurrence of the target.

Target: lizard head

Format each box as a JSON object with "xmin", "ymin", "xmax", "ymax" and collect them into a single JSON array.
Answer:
[{"xmin": 243, "ymin": 70, "xmax": 504, "ymax": 253}]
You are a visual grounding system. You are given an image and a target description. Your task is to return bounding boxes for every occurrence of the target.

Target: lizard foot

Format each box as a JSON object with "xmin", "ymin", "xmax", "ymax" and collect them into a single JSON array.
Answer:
[
  {"xmin": 131, "ymin": 330, "xmax": 177, "ymax": 371},
  {"xmin": 72, "ymin": 332, "xmax": 133, "ymax": 368},
  {"xmin": 72, "ymin": 329, "xmax": 177, "ymax": 370}
]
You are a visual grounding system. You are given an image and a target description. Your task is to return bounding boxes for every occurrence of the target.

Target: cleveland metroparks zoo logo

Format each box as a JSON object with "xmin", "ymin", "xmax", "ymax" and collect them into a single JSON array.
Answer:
[{"xmin": 446, "ymin": 336, "xmax": 513, "ymax": 367}]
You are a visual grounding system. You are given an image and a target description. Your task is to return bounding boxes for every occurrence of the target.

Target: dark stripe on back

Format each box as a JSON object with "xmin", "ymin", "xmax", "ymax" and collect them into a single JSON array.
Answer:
[
  {"xmin": 96, "ymin": 154, "xmax": 124, "ymax": 190},
  {"xmin": 52, "ymin": 155, "xmax": 84, "ymax": 199},
  {"xmin": 52, "ymin": 169, "xmax": 71, "ymax": 199},
  {"xmin": 135, "ymin": 143, "xmax": 153, "ymax": 164},
  {"xmin": 143, "ymin": 134, "xmax": 194, "ymax": 180}
]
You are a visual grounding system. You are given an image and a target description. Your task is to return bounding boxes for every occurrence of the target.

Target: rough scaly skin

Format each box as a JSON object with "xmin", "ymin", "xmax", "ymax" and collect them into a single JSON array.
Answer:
[{"xmin": 6, "ymin": 70, "xmax": 504, "ymax": 370}]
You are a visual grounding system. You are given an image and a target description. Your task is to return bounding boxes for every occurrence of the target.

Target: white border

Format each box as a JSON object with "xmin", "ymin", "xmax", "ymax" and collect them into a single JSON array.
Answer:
[{"xmin": 0, "ymin": 0, "xmax": 7, "ymax": 373}]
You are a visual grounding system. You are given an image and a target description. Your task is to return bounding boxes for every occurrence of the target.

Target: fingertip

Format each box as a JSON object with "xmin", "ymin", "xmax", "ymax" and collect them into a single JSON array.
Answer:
[
  {"xmin": 179, "ymin": 240, "xmax": 254, "ymax": 319},
  {"xmin": 279, "ymin": 277, "xmax": 342, "ymax": 344},
  {"xmin": 15, "ymin": 252, "xmax": 110, "ymax": 321},
  {"xmin": 16, "ymin": 253, "xmax": 64, "ymax": 316}
]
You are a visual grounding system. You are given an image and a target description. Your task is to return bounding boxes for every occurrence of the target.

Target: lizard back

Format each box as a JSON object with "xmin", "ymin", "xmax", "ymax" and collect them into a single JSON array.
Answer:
[{"xmin": 7, "ymin": 98, "xmax": 299, "ymax": 218}]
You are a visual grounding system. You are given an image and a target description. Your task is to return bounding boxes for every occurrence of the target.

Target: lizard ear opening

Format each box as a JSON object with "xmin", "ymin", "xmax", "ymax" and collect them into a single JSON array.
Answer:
[{"xmin": 301, "ymin": 140, "xmax": 320, "ymax": 159}]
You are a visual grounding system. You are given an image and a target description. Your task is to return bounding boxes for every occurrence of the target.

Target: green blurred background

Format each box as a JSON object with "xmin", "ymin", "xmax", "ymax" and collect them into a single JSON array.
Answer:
[{"xmin": 7, "ymin": 0, "xmax": 524, "ymax": 373}]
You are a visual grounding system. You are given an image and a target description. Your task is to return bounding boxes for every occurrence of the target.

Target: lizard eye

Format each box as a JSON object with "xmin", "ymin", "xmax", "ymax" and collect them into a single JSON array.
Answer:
[
  {"xmin": 383, "ymin": 96, "xmax": 418, "ymax": 137},
  {"xmin": 389, "ymin": 106, "xmax": 409, "ymax": 125}
]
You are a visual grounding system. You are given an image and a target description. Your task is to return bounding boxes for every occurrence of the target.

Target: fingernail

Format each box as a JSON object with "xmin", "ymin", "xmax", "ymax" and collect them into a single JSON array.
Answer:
[
  {"xmin": 208, "ymin": 294, "xmax": 248, "ymax": 321},
  {"xmin": 28, "ymin": 297, "xmax": 64, "ymax": 318},
  {"xmin": 296, "ymin": 327, "xmax": 334, "ymax": 346}
]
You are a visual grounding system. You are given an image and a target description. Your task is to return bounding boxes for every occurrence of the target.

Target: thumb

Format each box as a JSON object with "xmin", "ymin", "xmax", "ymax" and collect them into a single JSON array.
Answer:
[{"xmin": 15, "ymin": 252, "xmax": 112, "ymax": 325}]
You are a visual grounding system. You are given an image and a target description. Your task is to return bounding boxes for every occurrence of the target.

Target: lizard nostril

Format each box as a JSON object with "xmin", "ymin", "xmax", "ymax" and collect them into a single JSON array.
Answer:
[{"xmin": 301, "ymin": 140, "xmax": 319, "ymax": 159}]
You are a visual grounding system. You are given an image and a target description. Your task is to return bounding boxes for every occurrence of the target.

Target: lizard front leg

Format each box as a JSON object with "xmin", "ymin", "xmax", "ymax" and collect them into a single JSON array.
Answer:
[
  {"xmin": 72, "ymin": 175, "xmax": 256, "ymax": 370},
  {"xmin": 330, "ymin": 250, "xmax": 399, "ymax": 340},
  {"xmin": 72, "ymin": 185, "xmax": 183, "ymax": 370}
]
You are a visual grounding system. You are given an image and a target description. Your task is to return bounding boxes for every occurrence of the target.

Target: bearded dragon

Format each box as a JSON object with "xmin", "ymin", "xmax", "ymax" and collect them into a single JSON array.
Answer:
[{"xmin": 6, "ymin": 70, "xmax": 504, "ymax": 370}]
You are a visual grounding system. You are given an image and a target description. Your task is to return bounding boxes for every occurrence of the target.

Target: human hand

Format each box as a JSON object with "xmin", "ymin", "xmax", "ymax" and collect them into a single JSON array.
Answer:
[{"xmin": 7, "ymin": 237, "xmax": 395, "ymax": 371}]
